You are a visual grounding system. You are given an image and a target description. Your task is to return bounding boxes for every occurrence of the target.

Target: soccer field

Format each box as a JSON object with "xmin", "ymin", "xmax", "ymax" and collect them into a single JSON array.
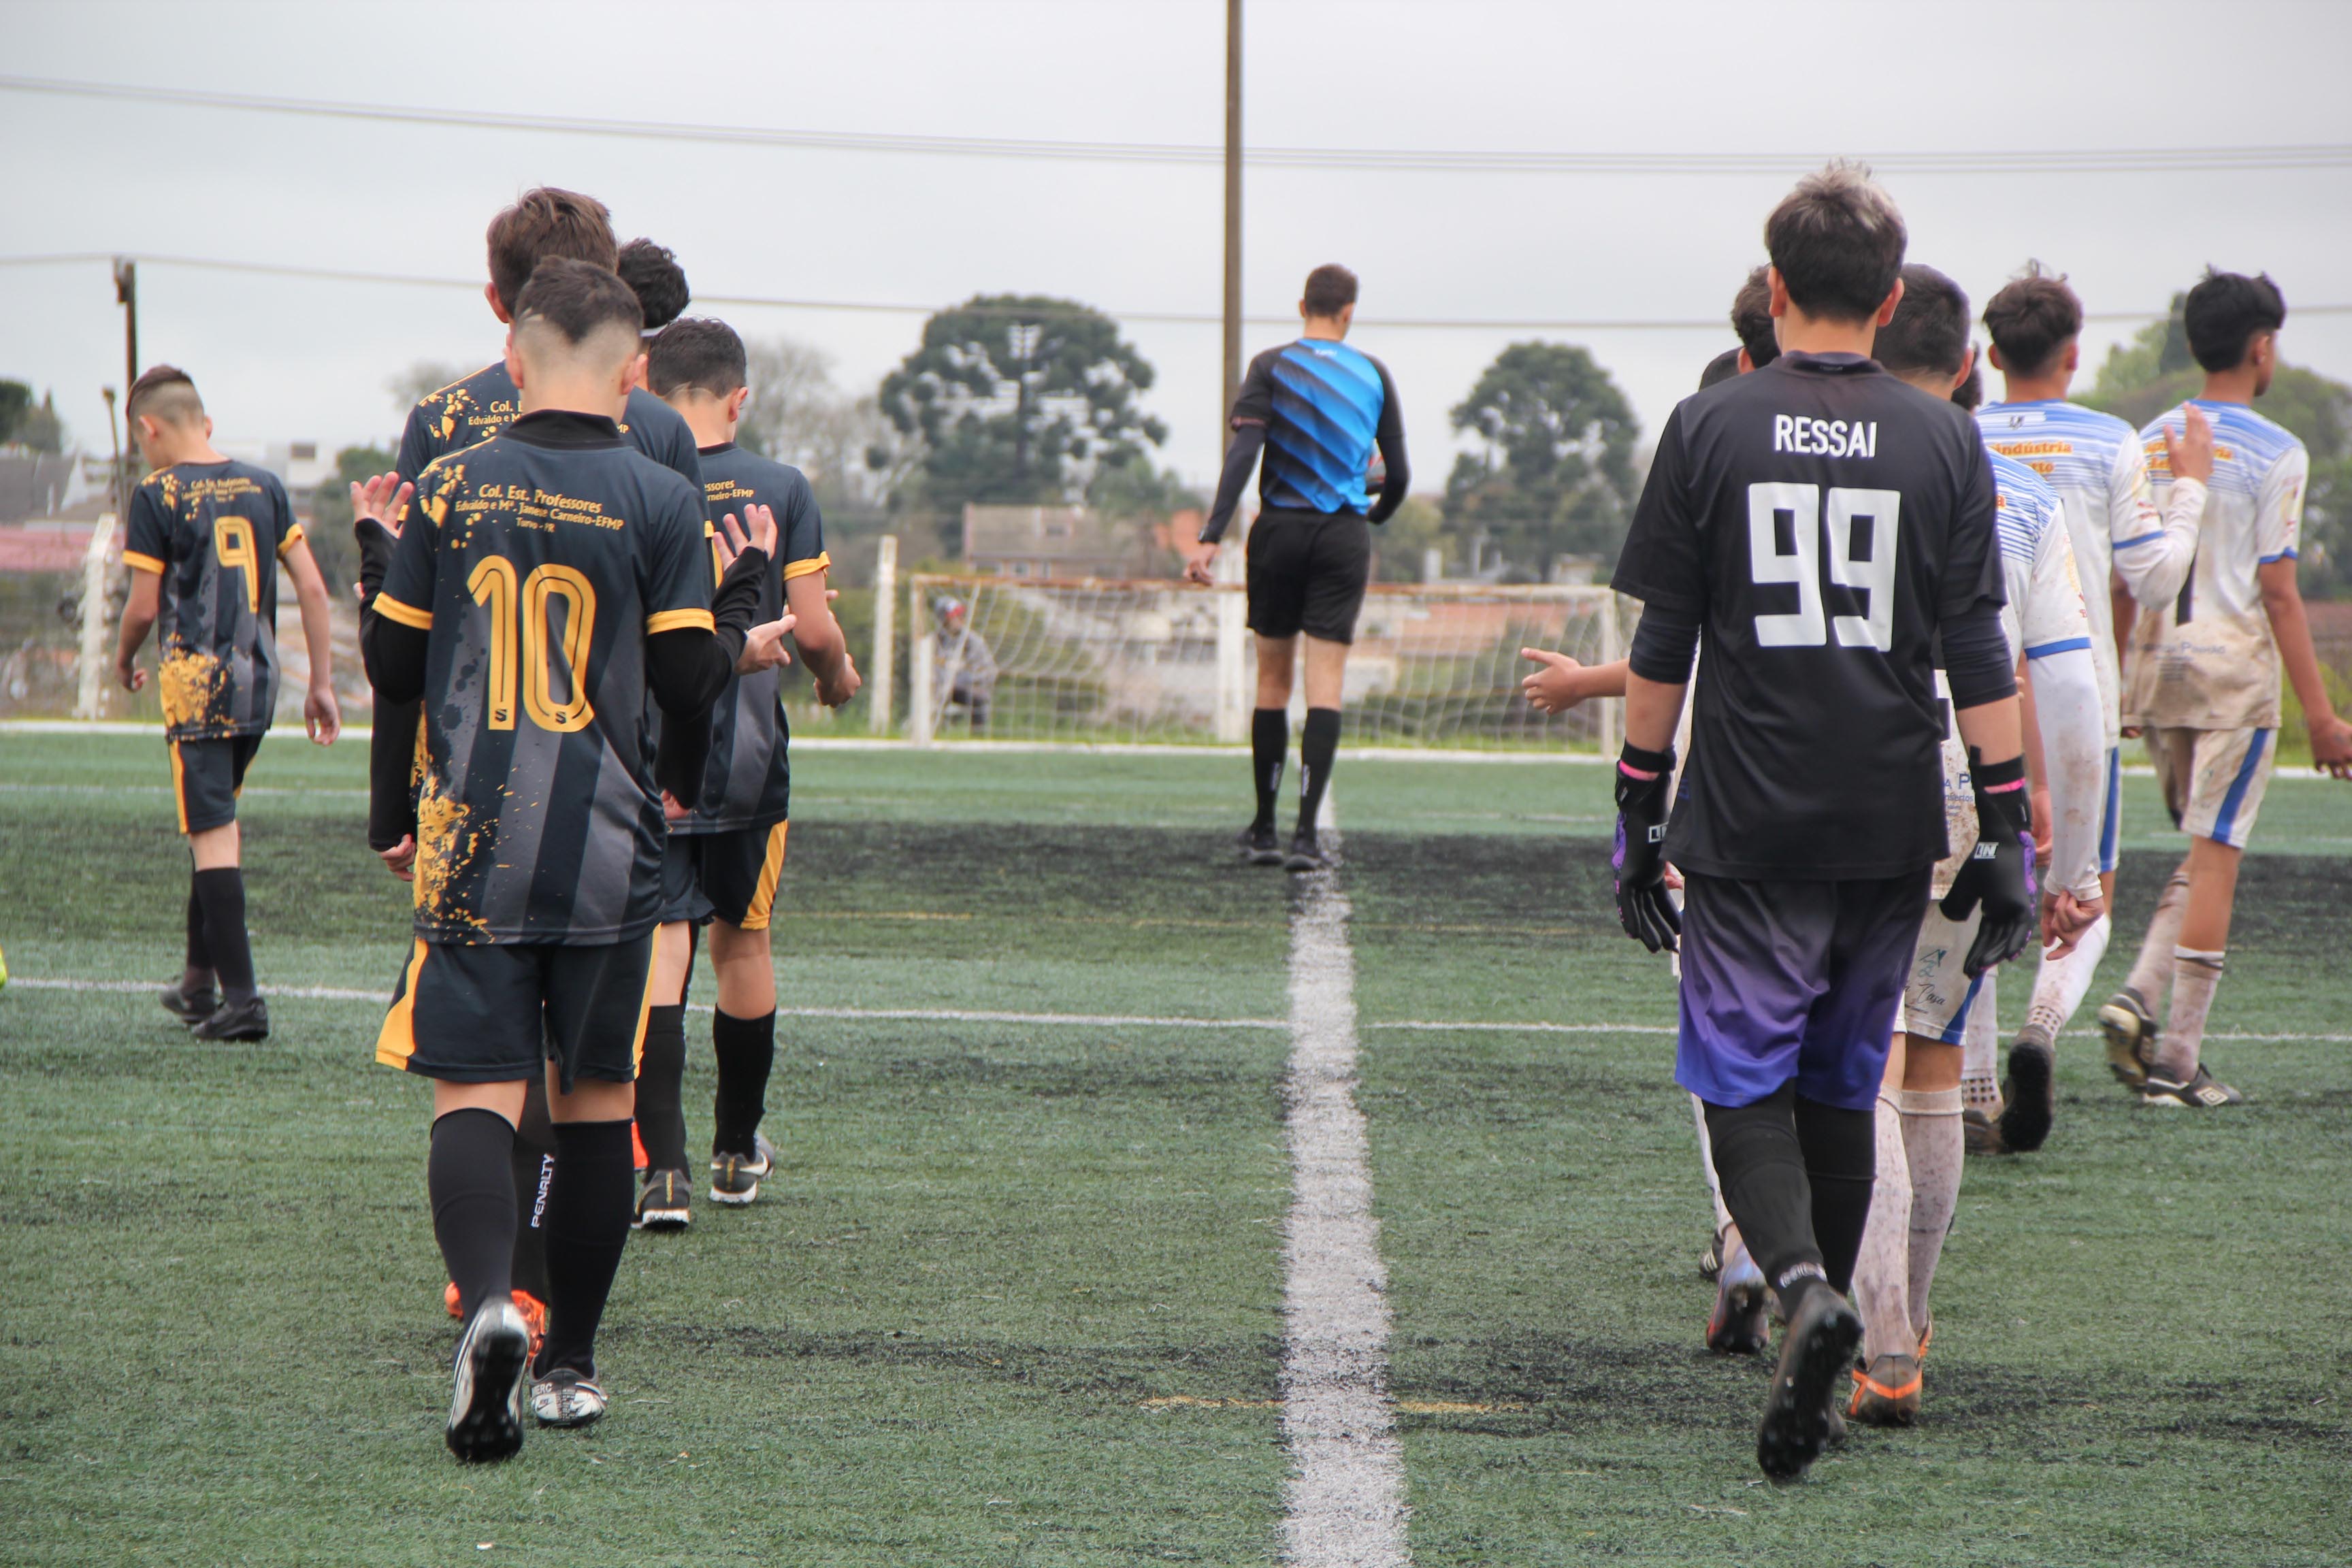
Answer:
[{"xmin": 2, "ymin": 731, "xmax": 2347, "ymax": 1566}]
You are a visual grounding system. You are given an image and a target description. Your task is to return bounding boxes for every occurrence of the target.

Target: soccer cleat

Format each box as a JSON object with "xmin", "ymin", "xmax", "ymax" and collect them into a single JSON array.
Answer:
[
  {"xmin": 1962, "ymin": 1106, "xmax": 2007, "ymax": 1156},
  {"xmin": 1847, "ymin": 1352, "xmax": 1923, "ymax": 1427},
  {"xmin": 710, "ymin": 1132, "xmax": 779, "ymax": 1207},
  {"xmin": 1698, "ymin": 1226, "xmax": 1725, "ymax": 1281},
  {"xmin": 634, "ymin": 1168, "xmax": 693, "ymax": 1230},
  {"xmin": 159, "ymin": 979, "xmax": 218, "ymax": 1028},
  {"xmin": 2140, "ymin": 1065, "xmax": 2244, "ymax": 1109},
  {"xmin": 444, "ymin": 1281, "xmax": 462, "ymax": 1320},
  {"xmin": 2098, "ymin": 988, "xmax": 2158, "ymax": 1088},
  {"xmin": 1754, "ymin": 1288, "xmax": 1863, "ymax": 1483},
  {"xmin": 1236, "ymin": 823, "xmax": 1284, "ymax": 866},
  {"xmin": 1284, "ymin": 829, "xmax": 1332, "ymax": 873},
  {"xmin": 441, "ymin": 1287, "xmax": 548, "ymax": 1359},
  {"xmin": 1705, "ymin": 1232, "xmax": 1769, "ymax": 1355},
  {"xmin": 1997, "ymin": 1031, "xmax": 2057, "ymax": 1153},
  {"xmin": 529, "ymin": 1367, "xmax": 608, "ymax": 1428},
  {"xmin": 445, "ymin": 1298, "xmax": 531, "ymax": 1463},
  {"xmin": 191, "ymin": 993, "xmax": 270, "ymax": 1042}
]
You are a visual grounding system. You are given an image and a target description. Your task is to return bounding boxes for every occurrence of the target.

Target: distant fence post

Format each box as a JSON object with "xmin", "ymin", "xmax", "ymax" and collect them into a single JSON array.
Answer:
[
  {"xmin": 908, "ymin": 572, "xmax": 934, "ymax": 747},
  {"xmin": 869, "ymin": 534, "xmax": 898, "ymax": 734},
  {"xmin": 1597, "ymin": 591, "xmax": 1623, "ymax": 757},
  {"xmin": 73, "ymin": 514, "xmax": 118, "ymax": 721},
  {"xmin": 1212, "ymin": 525, "xmax": 1247, "ymax": 742}
]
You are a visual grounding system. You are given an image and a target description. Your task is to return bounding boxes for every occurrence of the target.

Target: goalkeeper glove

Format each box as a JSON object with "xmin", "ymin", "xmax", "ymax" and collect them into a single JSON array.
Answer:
[
  {"xmin": 1939, "ymin": 750, "xmax": 2036, "ymax": 977},
  {"xmin": 1613, "ymin": 740, "xmax": 1679, "ymax": 953}
]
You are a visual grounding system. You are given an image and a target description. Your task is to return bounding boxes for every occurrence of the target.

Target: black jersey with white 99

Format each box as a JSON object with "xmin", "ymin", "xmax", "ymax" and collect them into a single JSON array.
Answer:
[{"xmin": 1611, "ymin": 350, "xmax": 2004, "ymax": 881}]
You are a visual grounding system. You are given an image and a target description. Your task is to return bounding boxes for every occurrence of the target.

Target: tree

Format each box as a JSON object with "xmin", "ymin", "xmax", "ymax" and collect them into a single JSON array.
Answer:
[
  {"xmin": 387, "ymin": 361, "xmax": 467, "ymax": 414},
  {"xmin": 879, "ymin": 295, "xmax": 1166, "ymax": 512},
  {"xmin": 0, "ymin": 380, "xmax": 65, "ymax": 453},
  {"xmin": 738, "ymin": 337, "xmax": 917, "ymax": 518},
  {"xmin": 1441, "ymin": 342, "xmax": 1639, "ymax": 578},
  {"xmin": 2082, "ymin": 301, "xmax": 2352, "ymax": 597}
]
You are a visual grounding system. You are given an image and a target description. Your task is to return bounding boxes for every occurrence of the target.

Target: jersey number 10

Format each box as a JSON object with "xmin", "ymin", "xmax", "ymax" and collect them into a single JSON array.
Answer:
[
  {"xmin": 465, "ymin": 557, "xmax": 599, "ymax": 732},
  {"xmin": 1748, "ymin": 483, "xmax": 1901, "ymax": 652}
]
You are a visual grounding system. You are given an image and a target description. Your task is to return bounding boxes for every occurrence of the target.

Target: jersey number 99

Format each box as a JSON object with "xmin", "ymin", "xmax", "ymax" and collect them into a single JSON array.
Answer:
[
  {"xmin": 1748, "ymin": 483, "xmax": 1901, "ymax": 652},
  {"xmin": 465, "ymin": 556, "xmax": 598, "ymax": 732}
]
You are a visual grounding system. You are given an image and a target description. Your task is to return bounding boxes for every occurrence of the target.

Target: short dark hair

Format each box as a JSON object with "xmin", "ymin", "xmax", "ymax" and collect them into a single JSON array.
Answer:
[
  {"xmin": 1980, "ymin": 262, "xmax": 2082, "ymax": 379},
  {"xmin": 1874, "ymin": 263, "xmax": 1971, "ymax": 380},
  {"xmin": 1698, "ymin": 348, "xmax": 1744, "ymax": 391},
  {"xmin": 126, "ymin": 363, "xmax": 203, "ymax": 427},
  {"xmin": 1950, "ymin": 363, "xmax": 1984, "ymax": 411},
  {"xmin": 1731, "ymin": 266, "xmax": 1778, "ymax": 367},
  {"xmin": 1302, "ymin": 263, "xmax": 1358, "ymax": 318},
  {"xmin": 511, "ymin": 259, "xmax": 642, "ymax": 348},
  {"xmin": 617, "ymin": 239, "xmax": 691, "ymax": 332},
  {"xmin": 648, "ymin": 316, "xmax": 748, "ymax": 398},
  {"xmin": 485, "ymin": 187, "xmax": 617, "ymax": 314},
  {"xmin": 2183, "ymin": 269, "xmax": 2286, "ymax": 372},
  {"xmin": 1765, "ymin": 163, "xmax": 1906, "ymax": 324}
]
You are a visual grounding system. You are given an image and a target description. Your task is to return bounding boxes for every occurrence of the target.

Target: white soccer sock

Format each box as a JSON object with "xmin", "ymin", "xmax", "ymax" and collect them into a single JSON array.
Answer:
[
  {"xmin": 2123, "ymin": 870, "xmax": 2191, "ymax": 1012},
  {"xmin": 2025, "ymin": 911, "xmax": 2110, "ymax": 1045},
  {"xmin": 1850, "ymin": 1094, "xmax": 1916, "ymax": 1362},
  {"xmin": 1692, "ymin": 1092, "xmax": 1733, "ymax": 1233},
  {"xmin": 1897, "ymin": 1086, "xmax": 1965, "ymax": 1343},
  {"xmin": 2155, "ymin": 947, "xmax": 2226, "ymax": 1081},
  {"xmin": 1960, "ymin": 973, "xmax": 2000, "ymax": 1114}
]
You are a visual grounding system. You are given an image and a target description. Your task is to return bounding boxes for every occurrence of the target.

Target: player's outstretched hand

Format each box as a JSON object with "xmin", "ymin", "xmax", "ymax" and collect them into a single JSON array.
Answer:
[
  {"xmin": 817, "ymin": 650, "xmax": 863, "ymax": 708},
  {"xmin": 2163, "ymin": 405, "xmax": 2215, "ymax": 486},
  {"xmin": 380, "ymin": 834, "xmax": 417, "ymax": 883},
  {"xmin": 715, "ymin": 504, "xmax": 779, "ymax": 574},
  {"xmin": 736, "ymin": 613, "xmax": 797, "ymax": 674},
  {"xmin": 1942, "ymin": 751, "xmax": 2036, "ymax": 975},
  {"xmin": 2039, "ymin": 886, "xmax": 2104, "ymax": 962},
  {"xmin": 1185, "ymin": 542, "xmax": 1220, "ymax": 586},
  {"xmin": 305, "ymin": 682, "xmax": 342, "ymax": 746},
  {"xmin": 1520, "ymin": 648, "xmax": 1589, "ymax": 714},
  {"xmin": 350, "ymin": 472, "xmax": 413, "ymax": 534},
  {"xmin": 114, "ymin": 653, "xmax": 147, "ymax": 693},
  {"xmin": 2308, "ymin": 710, "xmax": 2352, "ymax": 779},
  {"xmin": 661, "ymin": 791, "xmax": 691, "ymax": 823},
  {"xmin": 1612, "ymin": 741, "xmax": 1680, "ymax": 953}
]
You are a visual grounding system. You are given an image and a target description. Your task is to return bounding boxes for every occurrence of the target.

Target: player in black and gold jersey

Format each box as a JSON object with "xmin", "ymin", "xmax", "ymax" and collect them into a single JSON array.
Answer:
[
  {"xmin": 112, "ymin": 365, "xmax": 342, "ymax": 1042},
  {"xmin": 353, "ymin": 261, "xmax": 793, "ymax": 1461},
  {"xmin": 628, "ymin": 317, "xmax": 862, "ymax": 1230}
]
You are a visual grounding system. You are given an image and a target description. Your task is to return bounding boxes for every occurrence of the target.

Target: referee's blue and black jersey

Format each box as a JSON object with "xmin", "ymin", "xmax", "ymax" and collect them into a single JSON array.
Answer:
[
  {"xmin": 1200, "ymin": 338, "xmax": 1409, "ymax": 542},
  {"xmin": 122, "ymin": 459, "xmax": 304, "ymax": 739}
]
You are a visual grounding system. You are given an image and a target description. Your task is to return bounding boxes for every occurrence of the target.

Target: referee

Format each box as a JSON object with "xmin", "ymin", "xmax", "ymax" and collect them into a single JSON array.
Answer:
[{"xmin": 1189, "ymin": 264, "xmax": 1408, "ymax": 871}]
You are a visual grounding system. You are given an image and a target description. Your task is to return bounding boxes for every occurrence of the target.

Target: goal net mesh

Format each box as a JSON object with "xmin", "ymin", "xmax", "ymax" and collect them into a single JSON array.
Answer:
[{"xmin": 904, "ymin": 573, "xmax": 1624, "ymax": 751}]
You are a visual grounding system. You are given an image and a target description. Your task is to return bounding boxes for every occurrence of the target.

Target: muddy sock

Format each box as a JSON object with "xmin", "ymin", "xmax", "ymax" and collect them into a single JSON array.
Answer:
[
  {"xmin": 1296, "ymin": 707, "xmax": 1340, "ymax": 836},
  {"xmin": 1251, "ymin": 708, "xmax": 1286, "ymax": 832},
  {"xmin": 710, "ymin": 1008, "xmax": 777, "ymax": 1159},
  {"xmin": 1793, "ymin": 1094, "xmax": 1876, "ymax": 1296},
  {"xmin": 2025, "ymin": 911, "xmax": 2109, "ymax": 1046},
  {"xmin": 182, "ymin": 882, "xmax": 214, "ymax": 992},
  {"xmin": 1703, "ymin": 1088, "xmax": 1827, "ymax": 1309},
  {"xmin": 635, "ymin": 1004, "xmax": 689, "ymax": 1173},
  {"xmin": 537, "ymin": 1119, "xmax": 635, "ymax": 1379},
  {"xmin": 429, "ymin": 1108, "xmax": 517, "ymax": 1324},
  {"xmin": 1850, "ymin": 1095, "xmax": 1916, "ymax": 1361},
  {"xmin": 2155, "ymin": 948, "xmax": 2225, "ymax": 1081},
  {"xmin": 1960, "ymin": 979, "xmax": 2002, "ymax": 1118},
  {"xmin": 2123, "ymin": 870, "xmax": 2191, "ymax": 1015},
  {"xmin": 192, "ymin": 867, "xmax": 255, "ymax": 1003},
  {"xmin": 1897, "ymin": 1087, "xmax": 1964, "ymax": 1343},
  {"xmin": 508, "ymin": 1078, "xmax": 555, "ymax": 1305}
]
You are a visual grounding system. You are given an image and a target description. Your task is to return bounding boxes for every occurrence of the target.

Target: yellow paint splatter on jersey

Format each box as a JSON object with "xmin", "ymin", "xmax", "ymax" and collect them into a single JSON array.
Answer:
[
  {"xmin": 412, "ymin": 774, "xmax": 490, "ymax": 937},
  {"xmin": 157, "ymin": 648, "xmax": 227, "ymax": 732}
]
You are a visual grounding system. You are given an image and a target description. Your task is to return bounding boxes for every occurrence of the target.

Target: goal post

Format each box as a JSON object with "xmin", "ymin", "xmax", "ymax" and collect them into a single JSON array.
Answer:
[{"xmin": 900, "ymin": 572, "xmax": 1627, "ymax": 751}]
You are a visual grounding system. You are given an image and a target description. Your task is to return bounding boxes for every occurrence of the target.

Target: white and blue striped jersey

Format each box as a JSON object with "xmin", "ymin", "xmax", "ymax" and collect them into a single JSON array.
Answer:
[
  {"xmin": 1989, "ymin": 451, "xmax": 2090, "ymax": 668},
  {"xmin": 2132, "ymin": 399, "xmax": 2307, "ymax": 729}
]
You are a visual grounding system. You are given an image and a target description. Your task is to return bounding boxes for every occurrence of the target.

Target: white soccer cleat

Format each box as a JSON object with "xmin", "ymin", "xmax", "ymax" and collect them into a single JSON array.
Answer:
[
  {"xmin": 532, "ymin": 1367, "xmax": 609, "ymax": 1428},
  {"xmin": 445, "ymin": 1298, "xmax": 531, "ymax": 1463}
]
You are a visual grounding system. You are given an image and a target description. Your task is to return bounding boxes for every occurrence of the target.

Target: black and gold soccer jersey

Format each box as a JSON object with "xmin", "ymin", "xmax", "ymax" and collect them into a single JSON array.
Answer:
[
  {"xmin": 1611, "ymin": 351, "xmax": 2005, "ymax": 881},
  {"xmin": 376, "ymin": 410, "xmax": 715, "ymax": 944},
  {"xmin": 397, "ymin": 361, "xmax": 704, "ymax": 491},
  {"xmin": 674, "ymin": 442, "xmax": 828, "ymax": 834},
  {"xmin": 122, "ymin": 459, "xmax": 304, "ymax": 740}
]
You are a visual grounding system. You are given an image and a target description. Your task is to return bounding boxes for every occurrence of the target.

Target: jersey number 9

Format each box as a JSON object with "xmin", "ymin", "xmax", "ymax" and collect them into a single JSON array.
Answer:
[
  {"xmin": 1748, "ymin": 483, "xmax": 1901, "ymax": 652},
  {"xmin": 466, "ymin": 555, "xmax": 598, "ymax": 733},
  {"xmin": 213, "ymin": 517, "xmax": 261, "ymax": 617}
]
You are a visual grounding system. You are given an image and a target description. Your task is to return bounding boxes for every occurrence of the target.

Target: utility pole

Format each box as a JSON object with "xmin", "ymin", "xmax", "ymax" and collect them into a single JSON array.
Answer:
[
  {"xmin": 112, "ymin": 257, "xmax": 139, "ymax": 395},
  {"xmin": 1221, "ymin": 0, "xmax": 1242, "ymax": 463}
]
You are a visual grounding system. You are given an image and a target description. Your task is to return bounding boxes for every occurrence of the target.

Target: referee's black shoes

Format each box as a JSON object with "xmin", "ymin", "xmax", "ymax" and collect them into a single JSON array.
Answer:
[
  {"xmin": 1235, "ymin": 823, "xmax": 1284, "ymax": 866},
  {"xmin": 1283, "ymin": 829, "xmax": 1332, "ymax": 874}
]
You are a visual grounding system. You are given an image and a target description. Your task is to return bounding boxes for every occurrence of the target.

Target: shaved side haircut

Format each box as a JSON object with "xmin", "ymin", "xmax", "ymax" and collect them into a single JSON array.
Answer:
[
  {"xmin": 125, "ymin": 363, "xmax": 206, "ymax": 429},
  {"xmin": 647, "ymin": 317, "xmax": 749, "ymax": 399},
  {"xmin": 511, "ymin": 259, "xmax": 644, "ymax": 368},
  {"xmin": 1765, "ymin": 162, "xmax": 1907, "ymax": 324},
  {"xmin": 486, "ymin": 187, "xmax": 618, "ymax": 316},
  {"xmin": 1980, "ymin": 261, "xmax": 2082, "ymax": 379}
]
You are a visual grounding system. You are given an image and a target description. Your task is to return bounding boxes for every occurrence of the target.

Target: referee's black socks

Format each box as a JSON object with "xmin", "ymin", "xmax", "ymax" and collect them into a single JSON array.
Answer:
[
  {"xmin": 1250, "ymin": 708, "xmax": 1287, "ymax": 831},
  {"xmin": 1297, "ymin": 708, "xmax": 1341, "ymax": 836},
  {"xmin": 711, "ymin": 1008, "xmax": 777, "ymax": 1159},
  {"xmin": 429, "ymin": 1107, "xmax": 517, "ymax": 1324},
  {"xmin": 1703, "ymin": 1086, "xmax": 1875, "ymax": 1313}
]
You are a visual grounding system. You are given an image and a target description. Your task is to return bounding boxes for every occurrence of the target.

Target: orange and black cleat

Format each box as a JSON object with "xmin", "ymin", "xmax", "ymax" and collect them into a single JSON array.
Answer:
[
  {"xmin": 1848, "ymin": 1352, "xmax": 1922, "ymax": 1427},
  {"xmin": 442, "ymin": 1283, "xmax": 549, "ymax": 1360}
]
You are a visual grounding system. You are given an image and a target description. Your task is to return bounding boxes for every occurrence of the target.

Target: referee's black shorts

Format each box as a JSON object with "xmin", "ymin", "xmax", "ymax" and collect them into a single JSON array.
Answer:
[{"xmin": 1245, "ymin": 508, "xmax": 1372, "ymax": 644}]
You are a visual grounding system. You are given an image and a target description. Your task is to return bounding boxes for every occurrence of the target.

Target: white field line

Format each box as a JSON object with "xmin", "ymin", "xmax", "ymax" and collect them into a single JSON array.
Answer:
[
  {"xmin": 1279, "ymin": 815, "xmax": 1411, "ymax": 1568},
  {"xmin": 9, "ymin": 977, "xmax": 2347, "ymax": 1045}
]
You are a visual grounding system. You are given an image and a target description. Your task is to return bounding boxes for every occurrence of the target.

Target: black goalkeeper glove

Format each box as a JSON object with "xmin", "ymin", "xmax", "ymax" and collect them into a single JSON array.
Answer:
[
  {"xmin": 1939, "ymin": 750, "xmax": 2037, "ymax": 977},
  {"xmin": 1612, "ymin": 740, "xmax": 1679, "ymax": 953}
]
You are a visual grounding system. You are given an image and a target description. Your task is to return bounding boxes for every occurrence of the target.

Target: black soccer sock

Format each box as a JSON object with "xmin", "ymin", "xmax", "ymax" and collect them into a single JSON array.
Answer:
[
  {"xmin": 1703, "ymin": 1087, "xmax": 1830, "ymax": 1311},
  {"xmin": 636, "ymin": 1004, "xmax": 690, "ymax": 1173},
  {"xmin": 508, "ymin": 1078, "xmax": 556, "ymax": 1304},
  {"xmin": 1296, "ymin": 707, "xmax": 1341, "ymax": 836},
  {"xmin": 710, "ymin": 1008, "xmax": 777, "ymax": 1158},
  {"xmin": 182, "ymin": 881, "xmax": 214, "ymax": 991},
  {"xmin": 429, "ymin": 1108, "xmax": 517, "ymax": 1324},
  {"xmin": 538, "ymin": 1117, "xmax": 636, "ymax": 1379},
  {"xmin": 1793, "ymin": 1094, "xmax": 1876, "ymax": 1296},
  {"xmin": 191, "ymin": 867, "xmax": 256, "ymax": 1003},
  {"xmin": 1251, "ymin": 708, "xmax": 1288, "ymax": 832}
]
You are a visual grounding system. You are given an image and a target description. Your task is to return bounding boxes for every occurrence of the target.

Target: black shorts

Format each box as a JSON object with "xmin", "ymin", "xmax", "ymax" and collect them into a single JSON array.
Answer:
[
  {"xmin": 657, "ymin": 819, "xmax": 789, "ymax": 930},
  {"xmin": 169, "ymin": 734, "xmax": 263, "ymax": 834},
  {"xmin": 1245, "ymin": 508, "xmax": 1372, "ymax": 644},
  {"xmin": 374, "ymin": 934, "xmax": 655, "ymax": 1089}
]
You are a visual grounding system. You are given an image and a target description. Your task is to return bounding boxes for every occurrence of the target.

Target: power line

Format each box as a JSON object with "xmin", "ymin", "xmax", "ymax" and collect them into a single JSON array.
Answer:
[
  {"xmin": 8, "ymin": 252, "xmax": 2350, "ymax": 335},
  {"xmin": 5, "ymin": 74, "xmax": 2349, "ymax": 176}
]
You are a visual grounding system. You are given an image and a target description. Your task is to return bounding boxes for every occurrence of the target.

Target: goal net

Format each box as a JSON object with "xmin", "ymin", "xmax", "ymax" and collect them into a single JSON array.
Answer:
[{"xmin": 902, "ymin": 572, "xmax": 1627, "ymax": 752}]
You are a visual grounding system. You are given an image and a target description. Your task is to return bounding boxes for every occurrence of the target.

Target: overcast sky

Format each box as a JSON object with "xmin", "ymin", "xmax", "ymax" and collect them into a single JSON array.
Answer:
[{"xmin": 5, "ymin": 0, "xmax": 2350, "ymax": 495}]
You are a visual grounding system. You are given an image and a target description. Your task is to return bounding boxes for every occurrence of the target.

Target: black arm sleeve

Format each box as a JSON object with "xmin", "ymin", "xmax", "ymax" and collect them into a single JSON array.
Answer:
[
  {"xmin": 1942, "ymin": 598, "xmax": 2019, "ymax": 709},
  {"xmin": 1367, "ymin": 361, "xmax": 1409, "ymax": 525},
  {"xmin": 1627, "ymin": 603, "xmax": 1701, "ymax": 685},
  {"xmin": 361, "ymin": 616, "xmax": 429, "ymax": 706},
  {"xmin": 1198, "ymin": 422, "xmax": 1267, "ymax": 544},
  {"xmin": 647, "ymin": 549, "xmax": 767, "ymax": 802},
  {"xmin": 354, "ymin": 516, "xmax": 422, "ymax": 849}
]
